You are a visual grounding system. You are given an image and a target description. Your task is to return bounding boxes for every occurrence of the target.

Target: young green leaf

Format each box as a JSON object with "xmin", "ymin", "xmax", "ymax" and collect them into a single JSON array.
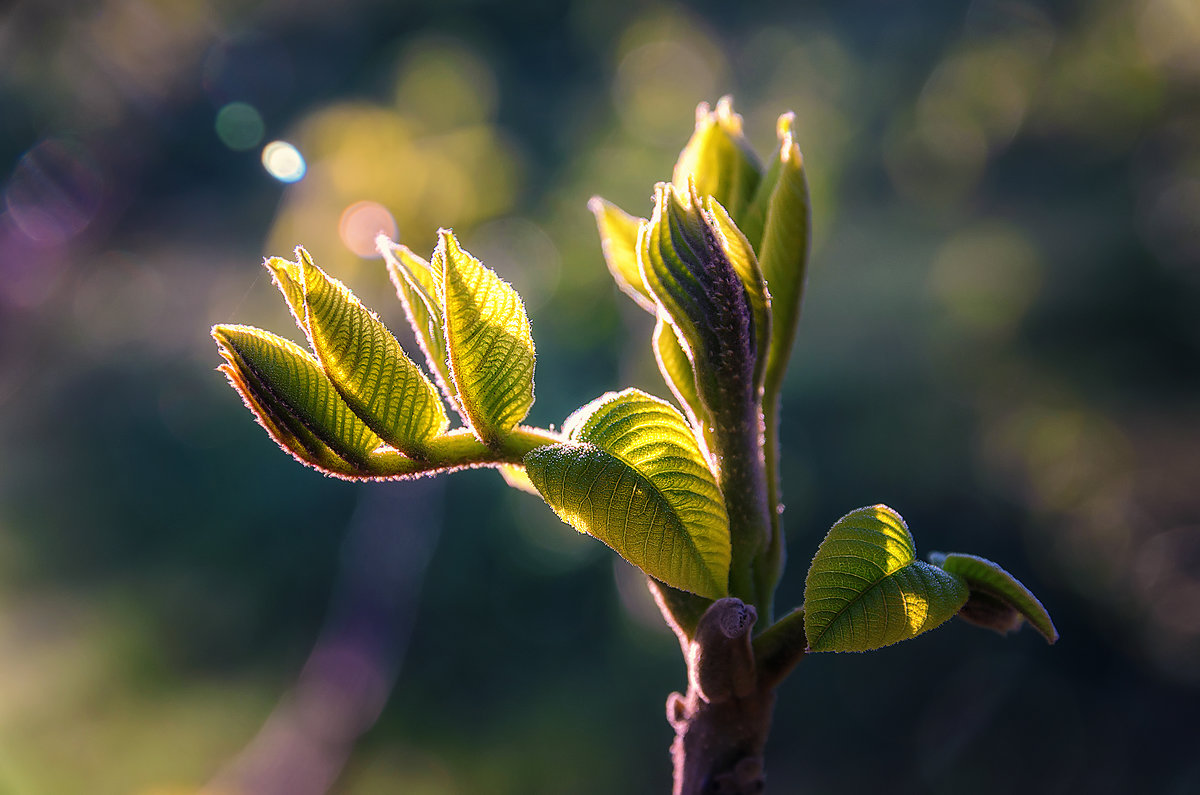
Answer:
[
  {"xmin": 378, "ymin": 237, "xmax": 458, "ymax": 407},
  {"xmin": 523, "ymin": 388, "xmax": 730, "ymax": 599},
  {"xmin": 752, "ymin": 112, "xmax": 811, "ymax": 405},
  {"xmin": 435, "ymin": 229, "xmax": 535, "ymax": 443},
  {"xmin": 587, "ymin": 197, "xmax": 655, "ymax": 314},
  {"xmin": 298, "ymin": 253, "xmax": 448, "ymax": 456},
  {"xmin": 672, "ymin": 96, "xmax": 763, "ymax": 224},
  {"xmin": 804, "ymin": 505, "xmax": 969, "ymax": 653},
  {"xmin": 652, "ymin": 316, "xmax": 712, "ymax": 454},
  {"xmin": 640, "ymin": 182, "xmax": 755, "ymax": 412},
  {"xmin": 930, "ymin": 552, "xmax": 1059, "ymax": 644},
  {"xmin": 212, "ymin": 324, "xmax": 417, "ymax": 478}
]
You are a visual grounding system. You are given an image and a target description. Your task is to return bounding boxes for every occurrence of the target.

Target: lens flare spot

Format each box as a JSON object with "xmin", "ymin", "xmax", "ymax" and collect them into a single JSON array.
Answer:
[
  {"xmin": 261, "ymin": 140, "xmax": 306, "ymax": 183},
  {"xmin": 338, "ymin": 201, "xmax": 397, "ymax": 258}
]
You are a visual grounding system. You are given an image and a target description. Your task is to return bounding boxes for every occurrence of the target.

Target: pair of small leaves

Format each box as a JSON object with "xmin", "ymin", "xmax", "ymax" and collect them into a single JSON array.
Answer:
[
  {"xmin": 523, "ymin": 389, "xmax": 731, "ymax": 600},
  {"xmin": 803, "ymin": 505, "xmax": 1058, "ymax": 653},
  {"xmin": 382, "ymin": 231, "xmax": 535, "ymax": 445},
  {"xmin": 214, "ymin": 232, "xmax": 535, "ymax": 477}
]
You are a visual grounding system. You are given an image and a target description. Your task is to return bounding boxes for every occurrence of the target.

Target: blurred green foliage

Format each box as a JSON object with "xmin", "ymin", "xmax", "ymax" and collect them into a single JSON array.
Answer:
[{"xmin": 1, "ymin": 0, "xmax": 1199, "ymax": 793}]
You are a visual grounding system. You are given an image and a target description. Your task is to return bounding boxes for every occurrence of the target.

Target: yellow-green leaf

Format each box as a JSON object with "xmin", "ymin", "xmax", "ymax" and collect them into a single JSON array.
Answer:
[
  {"xmin": 587, "ymin": 197, "xmax": 655, "ymax": 314},
  {"xmin": 436, "ymin": 229, "xmax": 536, "ymax": 442},
  {"xmin": 298, "ymin": 253, "xmax": 448, "ymax": 456},
  {"xmin": 931, "ymin": 552, "xmax": 1059, "ymax": 644},
  {"xmin": 212, "ymin": 324, "xmax": 416, "ymax": 478},
  {"xmin": 652, "ymin": 316, "xmax": 711, "ymax": 452},
  {"xmin": 804, "ymin": 505, "xmax": 969, "ymax": 653},
  {"xmin": 672, "ymin": 96, "xmax": 763, "ymax": 223},
  {"xmin": 379, "ymin": 237, "xmax": 458, "ymax": 407},
  {"xmin": 752, "ymin": 112, "xmax": 811, "ymax": 405},
  {"xmin": 524, "ymin": 388, "xmax": 730, "ymax": 599}
]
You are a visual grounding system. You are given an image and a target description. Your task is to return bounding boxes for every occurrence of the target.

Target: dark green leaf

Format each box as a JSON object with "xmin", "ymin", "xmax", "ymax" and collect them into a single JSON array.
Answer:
[{"xmin": 931, "ymin": 552, "xmax": 1059, "ymax": 644}]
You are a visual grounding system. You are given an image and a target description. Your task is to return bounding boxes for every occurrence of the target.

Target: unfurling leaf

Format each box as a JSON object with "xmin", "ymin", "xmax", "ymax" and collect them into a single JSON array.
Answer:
[
  {"xmin": 640, "ymin": 183, "xmax": 755, "ymax": 413},
  {"xmin": 436, "ymin": 229, "xmax": 535, "ymax": 443},
  {"xmin": 296, "ymin": 251, "xmax": 448, "ymax": 456},
  {"xmin": 804, "ymin": 505, "xmax": 968, "ymax": 653},
  {"xmin": 212, "ymin": 324, "xmax": 416, "ymax": 478},
  {"xmin": 672, "ymin": 96, "xmax": 763, "ymax": 224},
  {"xmin": 747, "ymin": 112, "xmax": 811, "ymax": 404},
  {"xmin": 523, "ymin": 388, "xmax": 730, "ymax": 599},
  {"xmin": 930, "ymin": 552, "xmax": 1059, "ymax": 644},
  {"xmin": 379, "ymin": 237, "xmax": 458, "ymax": 407},
  {"xmin": 588, "ymin": 197, "xmax": 654, "ymax": 314}
]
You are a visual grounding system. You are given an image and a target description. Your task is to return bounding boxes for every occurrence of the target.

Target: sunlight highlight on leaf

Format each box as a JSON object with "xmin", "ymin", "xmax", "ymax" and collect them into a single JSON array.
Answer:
[
  {"xmin": 524, "ymin": 388, "xmax": 729, "ymax": 599},
  {"xmin": 804, "ymin": 505, "xmax": 968, "ymax": 652}
]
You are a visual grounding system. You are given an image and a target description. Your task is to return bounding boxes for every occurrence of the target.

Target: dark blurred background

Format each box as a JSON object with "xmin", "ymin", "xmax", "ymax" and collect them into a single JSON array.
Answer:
[{"xmin": 2, "ymin": 0, "xmax": 1199, "ymax": 793}]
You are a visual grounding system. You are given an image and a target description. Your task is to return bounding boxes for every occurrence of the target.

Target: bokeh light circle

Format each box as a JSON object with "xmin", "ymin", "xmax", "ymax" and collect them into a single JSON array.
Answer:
[
  {"xmin": 338, "ymin": 201, "xmax": 397, "ymax": 258},
  {"xmin": 215, "ymin": 102, "xmax": 265, "ymax": 151},
  {"xmin": 261, "ymin": 140, "xmax": 306, "ymax": 182}
]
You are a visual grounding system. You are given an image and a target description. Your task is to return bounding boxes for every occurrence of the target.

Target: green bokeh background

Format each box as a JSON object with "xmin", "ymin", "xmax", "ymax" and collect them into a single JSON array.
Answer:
[{"xmin": 2, "ymin": 1, "xmax": 1198, "ymax": 793}]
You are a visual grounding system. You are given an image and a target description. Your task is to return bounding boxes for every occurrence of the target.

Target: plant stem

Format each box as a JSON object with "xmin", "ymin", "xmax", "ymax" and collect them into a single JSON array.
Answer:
[
  {"xmin": 668, "ymin": 598, "xmax": 776, "ymax": 794},
  {"xmin": 366, "ymin": 425, "xmax": 563, "ymax": 479}
]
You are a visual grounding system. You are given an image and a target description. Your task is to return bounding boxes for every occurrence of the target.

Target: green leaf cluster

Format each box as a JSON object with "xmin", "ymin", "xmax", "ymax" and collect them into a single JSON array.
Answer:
[
  {"xmin": 215, "ymin": 97, "xmax": 1058, "ymax": 663},
  {"xmin": 214, "ymin": 233, "xmax": 542, "ymax": 480}
]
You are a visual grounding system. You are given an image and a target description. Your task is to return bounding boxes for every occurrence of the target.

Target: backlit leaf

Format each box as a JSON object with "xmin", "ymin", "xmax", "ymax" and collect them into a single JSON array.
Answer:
[
  {"xmin": 524, "ymin": 388, "xmax": 730, "ymax": 599},
  {"xmin": 298, "ymin": 253, "xmax": 448, "ymax": 456},
  {"xmin": 212, "ymin": 324, "xmax": 415, "ymax": 478},
  {"xmin": 436, "ymin": 229, "xmax": 535, "ymax": 443},
  {"xmin": 652, "ymin": 316, "xmax": 711, "ymax": 452},
  {"xmin": 672, "ymin": 97, "xmax": 762, "ymax": 223},
  {"xmin": 379, "ymin": 237, "xmax": 458, "ymax": 408},
  {"xmin": 264, "ymin": 252, "xmax": 306, "ymax": 330},
  {"xmin": 588, "ymin": 197, "xmax": 655, "ymax": 314},
  {"xmin": 931, "ymin": 552, "xmax": 1059, "ymax": 644},
  {"xmin": 804, "ymin": 505, "xmax": 969, "ymax": 652}
]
